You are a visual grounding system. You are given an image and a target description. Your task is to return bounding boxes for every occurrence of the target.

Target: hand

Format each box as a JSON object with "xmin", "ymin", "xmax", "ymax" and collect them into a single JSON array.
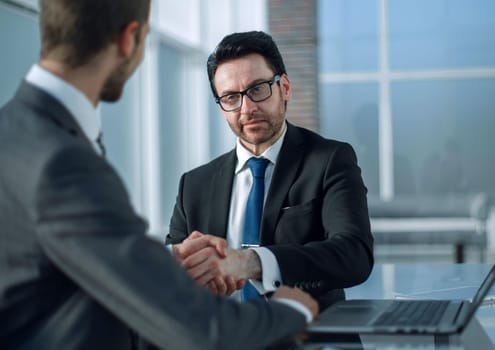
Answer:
[
  {"xmin": 182, "ymin": 246, "xmax": 261, "ymax": 286},
  {"xmin": 172, "ymin": 231, "xmax": 227, "ymax": 265},
  {"xmin": 173, "ymin": 232, "xmax": 248, "ymax": 295},
  {"xmin": 272, "ymin": 286, "xmax": 319, "ymax": 320},
  {"xmin": 207, "ymin": 276, "xmax": 246, "ymax": 296}
]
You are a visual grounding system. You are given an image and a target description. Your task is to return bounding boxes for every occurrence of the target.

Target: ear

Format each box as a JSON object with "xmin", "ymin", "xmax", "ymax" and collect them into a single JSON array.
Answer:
[
  {"xmin": 117, "ymin": 21, "xmax": 140, "ymax": 58},
  {"xmin": 280, "ymin": 74, "xmax": 292, "ymax": 101}
]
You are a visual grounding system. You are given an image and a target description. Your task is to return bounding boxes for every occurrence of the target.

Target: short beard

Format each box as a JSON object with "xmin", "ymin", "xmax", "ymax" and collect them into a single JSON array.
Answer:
[{"xmin": 100, "ymin": 59, "xmax": 129, "ymax": 102}]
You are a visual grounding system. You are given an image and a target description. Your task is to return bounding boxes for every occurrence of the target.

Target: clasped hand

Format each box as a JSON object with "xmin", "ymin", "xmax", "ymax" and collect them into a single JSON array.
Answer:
[
  {"xmin": 173, "ymin": 231, "xmax": 260, "ymax": 296},
  {"xmin": 173, "ymin": 231, "xmax": 320, "ymax": 320}
]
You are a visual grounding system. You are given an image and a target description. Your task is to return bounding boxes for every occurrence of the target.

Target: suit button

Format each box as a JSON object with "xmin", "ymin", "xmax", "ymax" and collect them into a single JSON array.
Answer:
[{"xmin": 273, "ymin": 280, "xmax": 281, "ymax": 288}]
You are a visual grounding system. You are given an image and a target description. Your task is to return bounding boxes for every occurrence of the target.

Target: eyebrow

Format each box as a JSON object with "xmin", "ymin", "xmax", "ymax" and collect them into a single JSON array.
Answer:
[{"xmin": 219, "ymin": 77, "xmax": 272, "ymax": 96}]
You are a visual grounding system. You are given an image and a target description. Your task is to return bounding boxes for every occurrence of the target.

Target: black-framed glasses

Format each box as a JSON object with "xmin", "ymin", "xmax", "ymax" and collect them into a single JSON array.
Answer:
[{"xmin": 215, "ymin": 75, "xmax": 281, "ymax": 112}]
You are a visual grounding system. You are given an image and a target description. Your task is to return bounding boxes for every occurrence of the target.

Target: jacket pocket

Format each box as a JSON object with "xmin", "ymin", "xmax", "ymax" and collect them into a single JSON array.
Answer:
[{"xmin": 275, "ymin": 197, "xmax": 324, "ymax": 243}]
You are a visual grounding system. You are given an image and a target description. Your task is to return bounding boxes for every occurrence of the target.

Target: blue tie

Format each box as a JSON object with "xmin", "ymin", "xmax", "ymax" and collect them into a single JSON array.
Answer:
[{"xmin": 242, "ymin": 157, "xmax": 270, "ymax": 301}]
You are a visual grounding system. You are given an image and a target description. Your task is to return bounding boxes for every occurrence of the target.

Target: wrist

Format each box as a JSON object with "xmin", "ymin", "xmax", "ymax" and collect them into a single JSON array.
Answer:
[{"xmin": 242, "ymin": 249, "xmax": 262, "ymax": 280}]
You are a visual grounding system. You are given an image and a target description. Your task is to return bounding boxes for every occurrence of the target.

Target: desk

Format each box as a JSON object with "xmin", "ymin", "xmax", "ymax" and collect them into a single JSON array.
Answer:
[{"xmin": 301, "ymin": 263, "xmax": 495, "ymax": 350}]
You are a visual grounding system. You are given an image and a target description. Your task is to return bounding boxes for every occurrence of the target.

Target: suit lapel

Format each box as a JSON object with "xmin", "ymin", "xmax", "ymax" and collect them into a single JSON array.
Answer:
[
  {"xmin": 260, "ymin": 123, "xmax": 305, "ymax": 245},
  {"xmin": 207, "ymin": 150, "xmax": 236, "ymax": 239}
]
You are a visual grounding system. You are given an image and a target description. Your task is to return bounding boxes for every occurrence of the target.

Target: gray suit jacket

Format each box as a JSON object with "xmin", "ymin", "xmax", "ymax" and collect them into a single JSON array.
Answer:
[
  {"xmin": 166, "ymin": 123, "xmax": 374, "ymax": 310},
  {"xmin": 0, "ymin": 81, "xmax": 306, "ymax": 350}
]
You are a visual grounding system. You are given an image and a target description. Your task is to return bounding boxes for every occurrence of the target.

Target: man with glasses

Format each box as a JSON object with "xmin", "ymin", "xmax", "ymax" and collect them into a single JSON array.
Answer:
[{"xmin": 167, "ymin": 31, "xmax": 374, "ymax": 310}]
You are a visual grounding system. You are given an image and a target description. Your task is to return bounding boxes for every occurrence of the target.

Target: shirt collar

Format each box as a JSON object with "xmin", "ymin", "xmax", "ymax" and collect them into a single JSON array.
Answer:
[
  {"xmin": 25, "ymin": 64, "xmax": 101, "ymax": 145},
  {"xmin": 235, "ymin": 122, "xmax": 287, "ymax": 173}
]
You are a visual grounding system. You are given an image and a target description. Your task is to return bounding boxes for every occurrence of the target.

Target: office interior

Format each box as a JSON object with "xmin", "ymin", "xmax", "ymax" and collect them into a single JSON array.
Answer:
[{"xmin": 1, "ymin": 0, "xmax": 495, "ymax": 264}]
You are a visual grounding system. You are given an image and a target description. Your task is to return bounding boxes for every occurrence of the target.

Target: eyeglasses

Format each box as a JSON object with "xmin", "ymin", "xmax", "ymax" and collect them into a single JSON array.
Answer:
[{"xmin": 215, "ymin": 75, "xmax": 281, "ymax": 112}]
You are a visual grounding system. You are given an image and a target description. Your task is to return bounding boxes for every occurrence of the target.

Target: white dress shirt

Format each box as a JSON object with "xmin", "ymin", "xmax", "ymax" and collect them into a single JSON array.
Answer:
[
  {"xmin": 227, "ymin": 123, "xmax": 287, "ymax": 297},
  {"xmin": 25, "ymin": 64, "xmax": 102, "ymax": 154},
  {"xmin": 227, "ymin": 123, "xmax": 312, "ymax": 322}
]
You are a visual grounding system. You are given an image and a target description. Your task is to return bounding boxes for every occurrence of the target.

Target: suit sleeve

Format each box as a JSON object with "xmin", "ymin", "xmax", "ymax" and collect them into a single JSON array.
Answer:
[
  {"xmin": 268, "ymin": 142, "xmax": 374, "ymax": 293},
  {"xmin": 34, "ymin": 146, "xmax": 306, "ymax": 350},
  {"xmin": 165, "ymin": 174, "xmax": 189, "ymax": 244}
]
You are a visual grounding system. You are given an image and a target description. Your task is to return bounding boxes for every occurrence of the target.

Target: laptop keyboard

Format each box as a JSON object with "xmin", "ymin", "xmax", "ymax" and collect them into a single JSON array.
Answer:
[{"xmin": 373, "ymin": 300, "xmax": 451, "ymax": 326}]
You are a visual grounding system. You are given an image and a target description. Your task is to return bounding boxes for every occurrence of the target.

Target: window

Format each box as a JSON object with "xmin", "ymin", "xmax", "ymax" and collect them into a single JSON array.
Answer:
[
  {"xmin": 0, "ymin": 3, "xmax": 39, "ymax": 105},
  {"xmin": 318, "ymin": 0, "xmax": 495, "ymax": 199}
]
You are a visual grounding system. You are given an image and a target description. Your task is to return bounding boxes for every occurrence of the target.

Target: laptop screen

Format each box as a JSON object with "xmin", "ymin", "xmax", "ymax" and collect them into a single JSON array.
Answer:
[{"xmin": 463, "ymin": 264, "xmax": 495, "ymax": 322}]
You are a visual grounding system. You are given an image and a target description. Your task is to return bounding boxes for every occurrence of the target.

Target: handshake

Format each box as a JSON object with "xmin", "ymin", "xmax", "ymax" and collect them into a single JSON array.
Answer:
[{"xmin": 172, "ymin": 231, "xmax": 318, "ymax": 317}]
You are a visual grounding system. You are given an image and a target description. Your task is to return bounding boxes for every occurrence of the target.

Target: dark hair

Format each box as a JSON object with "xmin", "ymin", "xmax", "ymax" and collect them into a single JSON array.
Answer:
[
  {"xmin": 39, "ymin": 0, "xmax": 150, "ymax": 68},
  {"xmin": 206, "ymin": 31, "xmax": 287, "ymax": 97}
]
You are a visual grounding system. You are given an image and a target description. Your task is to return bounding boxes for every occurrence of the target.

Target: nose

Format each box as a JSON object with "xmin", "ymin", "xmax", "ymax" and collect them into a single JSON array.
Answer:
[{"xmin": 240, "ymin": 93, "xmax": 257, "ymax": 114}]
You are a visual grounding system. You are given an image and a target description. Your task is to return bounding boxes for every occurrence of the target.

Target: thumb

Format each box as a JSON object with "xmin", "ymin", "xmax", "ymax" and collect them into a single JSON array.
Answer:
[{"xmin": 186, "ymin": 231, "xmax": 203, "ymax": 241}]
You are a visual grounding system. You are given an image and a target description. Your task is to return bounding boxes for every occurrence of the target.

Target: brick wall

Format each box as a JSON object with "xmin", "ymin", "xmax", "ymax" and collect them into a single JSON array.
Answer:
[{"xmin": 268, "ymin": 0, "xmax": 319, "ymax": 131}]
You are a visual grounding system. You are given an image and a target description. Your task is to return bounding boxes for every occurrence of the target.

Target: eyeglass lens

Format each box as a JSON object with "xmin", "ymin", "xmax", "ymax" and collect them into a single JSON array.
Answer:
[{"xmin": 218, "ymin": 79, "xmax": 275, "ymax": 111}]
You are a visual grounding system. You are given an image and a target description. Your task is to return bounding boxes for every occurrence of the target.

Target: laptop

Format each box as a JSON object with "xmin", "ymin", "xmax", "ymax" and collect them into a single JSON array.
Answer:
[{"xmin": 307, "ymin": 264, "xmax": 495, "ymax": 335}]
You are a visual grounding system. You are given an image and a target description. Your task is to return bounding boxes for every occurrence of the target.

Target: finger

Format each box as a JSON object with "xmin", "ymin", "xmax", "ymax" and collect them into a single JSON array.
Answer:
[
  {"xmin": 186, "ymin": 231, "xmax": 203, "ymax": 241},
  {"xmin": 208, "ymin": 280, "xmax": 218, "ymax": 295},
  {"xmin": 236, "ymin": 278, "xmax": 246, "ymax": 290},
  {"xmin": 213, "ymin": 239, "xmax": 227, "ymax": 257},
  {"xmin": 185, "ymin": 254, "xmax": 222, "ymax": 283},
  {"xmin": 195, "ymin": 270, "xmax": 218, "ymax": 286},
  {"xmin": 178, "ymin": 237, "xmax": 217, "ymax": 259},
  {"xmin": 311, "ymin": 300, "xmax": 320, "ymax": 318},
  {"xmin": 187, "ymin": 263, "xmax": 216, "ymax": 285},
  {"xmin": 224, "ymin": 275, "xmax": 237, "ymax": 295},
  {"xmin": 184, "ymin": 233, "xmax": 227, "ymax": 257},
  {"xmin": 181, "ymin": 247, "xmax": 218, "ymax": 269},
  {"xmin": 213, "ymin": 276, "xmax": 227, "ymax": 295},
  {"xmin": 197, "ymin": 234, "xmax": 227, "ymax": 257}
]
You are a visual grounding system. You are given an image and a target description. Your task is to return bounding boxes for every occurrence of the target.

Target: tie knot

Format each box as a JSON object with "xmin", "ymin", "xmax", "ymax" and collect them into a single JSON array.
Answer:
[
  {"xmin": 247, "ymin": 157, "xmax": 270, "ymax": 178},
  {"xmin": 96, "ymin": 132, "xmax": 106, "ymax": 156}
]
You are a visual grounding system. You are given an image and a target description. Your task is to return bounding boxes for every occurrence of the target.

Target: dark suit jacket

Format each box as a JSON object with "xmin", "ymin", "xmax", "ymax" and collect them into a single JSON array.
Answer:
[
  {"xmin": 0, "ymin": 81, "xmax": 307, "ymax": 350},
  {"xmin": 166, "ymin": 123, "xmax": 374, "ymax": 309}
]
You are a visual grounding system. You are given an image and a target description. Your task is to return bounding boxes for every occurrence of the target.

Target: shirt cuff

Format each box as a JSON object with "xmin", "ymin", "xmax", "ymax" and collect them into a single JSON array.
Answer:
[
  {"xmin": 249, "ymin": 247, "xmax": 282, "ymax": 294},
  {"xmin": 273, "ymin": 298, "xmax": 313, "ymax": 323}
]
